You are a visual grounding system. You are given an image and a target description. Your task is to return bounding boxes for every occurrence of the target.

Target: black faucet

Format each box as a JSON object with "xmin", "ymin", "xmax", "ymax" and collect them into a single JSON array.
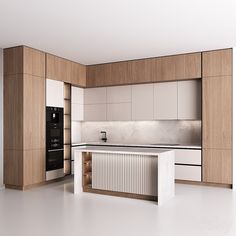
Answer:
[{"xmin": 100, "ymin": 131, "xmax": 107, "ymax": 142}]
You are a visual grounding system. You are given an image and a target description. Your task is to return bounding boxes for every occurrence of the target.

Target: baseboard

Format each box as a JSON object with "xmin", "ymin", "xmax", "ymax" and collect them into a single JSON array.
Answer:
[{"xmin": 175, "ymin": 179, "xmax": 232, "ymax": 189}]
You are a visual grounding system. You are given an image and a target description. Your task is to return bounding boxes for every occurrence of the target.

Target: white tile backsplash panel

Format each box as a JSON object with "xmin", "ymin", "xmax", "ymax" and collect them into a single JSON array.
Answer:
[
  {"xmin": 81, "ymin": 120, "xmax": 201, "ymax": 145},
  {"xmin": 0, "ymin": 48, "xmax": 3, "ymax": 188}
]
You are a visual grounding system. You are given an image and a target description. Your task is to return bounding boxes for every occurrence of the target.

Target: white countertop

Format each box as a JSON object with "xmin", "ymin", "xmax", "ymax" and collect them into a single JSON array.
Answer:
[
  {"xmin": 72, "ymin": 142, "xmax": 201, "ymax": 150},
  {"xmin": 75, "ymin": 146, "xmax": 173, "ymax": 156}
]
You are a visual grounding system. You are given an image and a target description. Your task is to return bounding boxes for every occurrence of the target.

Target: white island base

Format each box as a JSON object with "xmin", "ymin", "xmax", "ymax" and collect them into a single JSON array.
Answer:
[{"xmin": 74, "ymin": 146, "xmax": 175, "ymax": 205}]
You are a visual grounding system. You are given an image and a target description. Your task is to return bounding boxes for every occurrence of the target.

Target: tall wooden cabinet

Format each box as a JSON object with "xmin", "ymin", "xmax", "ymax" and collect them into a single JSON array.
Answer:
[
  {"xmin": 202, "ymin": 49, "xmax": 233, "ymax": 185},
  {"xmin": 4, "ymin": 46, "xmax": 46, "ymax": 189}
]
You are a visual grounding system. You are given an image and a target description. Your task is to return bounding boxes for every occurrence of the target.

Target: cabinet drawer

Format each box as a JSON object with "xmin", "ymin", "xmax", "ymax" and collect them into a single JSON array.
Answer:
[
  {"xmin": 175, "ymin": 149, "xmax": 201, "ymax": 165},
  {"xmin": 175, "ymin": 165, "xmax": 201, "ymax": 181}
]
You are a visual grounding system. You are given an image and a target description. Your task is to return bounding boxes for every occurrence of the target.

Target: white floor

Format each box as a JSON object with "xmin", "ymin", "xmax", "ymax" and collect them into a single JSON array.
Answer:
[{"xmin": 0, "ymin": 179, "xmax": 236, "ymax": 236}]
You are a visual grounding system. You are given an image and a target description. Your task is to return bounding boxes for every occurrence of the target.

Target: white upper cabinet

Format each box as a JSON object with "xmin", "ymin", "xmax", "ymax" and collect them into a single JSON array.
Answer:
[
  {"xmin": 84, "ymin": 104, "xmax": 106, "ymax": 121},
  {"xmin": 84, "ymin": 87, "xmax": 106, "ymax": 121},
  {"xmin": 154, "ymin": 82, "xmax": 178, "ymax": 120},
  {"xmin": 107, "ymin": 85, "xmax": 131, "ymax": 103},
  {"xmin": 84, "ymin": 87, "xmax": 106, "ymax": 104},
  {"xmin": 71, "ymin": 86, "xmax": 84, "ymax": 121},
  {"xmin": 177, "ymin": 80, "xmax": 201, "ymax": 120},
  {"xmin": 107, "ymin": 103, "xmax": 131, "ymax": 121},
  {"xmin": 131, "ymin": 84, "xmax": 154, "ymax": 120},
  {"xmin": 46, "ymin": 79, "xmax": 64, "ymax": 108},
  {"xmin": 72, "ymin": 86, "xmax": 84, "ymax": 104},
  {"xmin": 107, "ymin": 85, "xmax": 132, "ymax": 121}
]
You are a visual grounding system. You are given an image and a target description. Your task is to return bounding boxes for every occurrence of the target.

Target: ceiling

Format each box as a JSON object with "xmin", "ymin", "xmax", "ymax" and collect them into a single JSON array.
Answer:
[{"xmin": 0, "ymin": 0, "xmax": 235, "ymax": 65}]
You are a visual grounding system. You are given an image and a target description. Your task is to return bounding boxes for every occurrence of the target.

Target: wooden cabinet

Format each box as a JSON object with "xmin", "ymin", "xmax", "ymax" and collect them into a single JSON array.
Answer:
[
  {"xmin": 202, "ymin": 76, "xmax": 232, "ymax": 149},
  {"xmin": 153, "ymin": 53, "xmax": 201, "ymax": 82},
  {"xmin": 4, "ymin": 46, "xmax": 46, "ymax": 189},
  {"xmin": 154, "ymin": 82, "xmax": 178, "ymax": 120},
  {"xmin": 202, "ymin": 49, "xmax": 232, "ymax": 77},
  {"xmin": 203, "ymin": 149, "xmax": 232, "ymax": 184},
  {"xmin": 46, "ymin": 54, "xmax": 86, "ymax": 87},
  {"xmin": 202, "ymin": 49, "xmax": 233, "ymax": 186},
  {"xmin": 177, "ymin": 80, "xmax": 201, "ymax": 120},
  {"xmin": 131, "ymin": 84, "xmax": 154, "ymax": 120},
  {"xmin": 86, "ymin": 53, "xmax": 201, "ymax": 87}
]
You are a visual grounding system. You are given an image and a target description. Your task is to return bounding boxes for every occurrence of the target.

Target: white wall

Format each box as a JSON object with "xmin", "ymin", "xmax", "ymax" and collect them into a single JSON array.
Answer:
[
  {"xmin": 81, "ymin": 120, "xmax": 201, "ymax": 145},
  {"xmin": 0, "ymin": 49, "xmax": 3, "ymax": 188}
]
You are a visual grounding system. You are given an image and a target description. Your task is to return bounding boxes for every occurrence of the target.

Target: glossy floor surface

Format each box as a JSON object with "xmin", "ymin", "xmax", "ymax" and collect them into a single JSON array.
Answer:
[{"xmin": 0, "ymin": 179, "xmax": 236, "ymax": 236}]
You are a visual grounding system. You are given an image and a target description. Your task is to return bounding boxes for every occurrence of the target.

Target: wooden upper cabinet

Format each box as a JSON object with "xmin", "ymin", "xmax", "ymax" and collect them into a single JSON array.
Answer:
[
  {"xmin": 71, "ymin": 62, "xmax": 86, "ymax": 87},
  {"xmin": 4, "ymin": 46, "xmax": 45, "ymax": 77},
  {"xmin": 23, "ymin": 47, "xmax": 45, "ymax": 77},
  {"xmin": 86, "ymin": 63, "xmax": 112, "ymax": 87},
  {"xmin": 46, "ymin": 54, "xmax": 86, "ymax": 87},
  {"xmin": 4, "ymin": 47, "xmax": 24, "ymax": 75},
  {"xmin": 153, "ymin": 53, "xmax": 201, "ymax": 82},
  {"xmin": 86, "ymin": 52, "xmax": 201, "ymax": 87},
  {"xmin": 202, "ymin": 49, "xmax": 232, "ymax": 77},
  {"xmin": 202, "ymin": 76, "xmax": 232, "ymax": 149}
]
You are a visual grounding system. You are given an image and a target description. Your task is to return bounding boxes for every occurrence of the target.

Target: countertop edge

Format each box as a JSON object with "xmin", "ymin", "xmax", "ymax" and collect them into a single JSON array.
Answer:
[{"xmin": 71, "ymin": 143, "xmax": 202, "ymax": 150}]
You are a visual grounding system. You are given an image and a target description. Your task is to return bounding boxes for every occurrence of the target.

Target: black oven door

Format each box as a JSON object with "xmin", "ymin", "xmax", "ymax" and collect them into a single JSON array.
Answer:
[{"xmin": 46, "ymin": 149, "xmax": 64, "ymax": 171}]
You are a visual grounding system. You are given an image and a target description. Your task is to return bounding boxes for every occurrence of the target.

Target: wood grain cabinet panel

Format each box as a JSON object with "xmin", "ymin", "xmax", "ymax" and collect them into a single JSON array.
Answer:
[
  {"xmin": 202, "ymin": 76, "xmax": 232, "ymax": 149},
  {"xmin": 153, "ymin": 53, "xmax": 201, "ymax": 82},
  {"xmin": 23, "ymin": 75, "xmax": 45, "ymax": 150},
  {"xmin": 71, "ymin": 62, "xmax": 86, "ymax": 87},
  {"xmin": 86, "ymin": 64, "xmax": 112, "ymax": 87},
  {"xmin": 4, "ymin": 46, "xmax": 46, "ymax": 189},
  {"xmin": 87, "ymin": 53, "xmax": 201, "ymax": 87},
  {"xmin": 4, "ymin": 46, "xmax": 24, "ymax": 75},
  {"xmin": 203, "ymin": 149, "xmax": 232, "ymax": 184},
  {"xmin": 46, "ymin": 54, "xmax": 86, "ymax": 86},
  {"xmin": 24, "ymin": 149, "xmax": 46, "ymax": 186},
  {"xmin": 23, "ymin": 47, "xmax": 45, "ymax": 77},
  {"xmin": 4, "ymin": 74, "xmax": 24, "ymax": 150},
  {"xmin": 4, "ymin": 150, "xmax": 23, "ymax": 187},
  {"xmin": 202, "ymin": 49, "xmax": 232, "ymax": 77}
]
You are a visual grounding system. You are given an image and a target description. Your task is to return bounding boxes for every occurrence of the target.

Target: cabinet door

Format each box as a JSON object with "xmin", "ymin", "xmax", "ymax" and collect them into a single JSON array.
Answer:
[
  {"xmin": 72, "ymin": 86, "xmax": 84, "ymax": 104},
  {"xmin": 203, "ymin": 149, "xmax": 232, "ymax": 184},
  {"xmin": 46, "ymin": 79, "xmax": 64, "ymax": 107},
  {"xmin": 175, "ymin": 149, "xmax": 201, "ymax": 165},
  {"xmin": 84, "ymin": 104, "xmax": 106, "ymax": 121},
  {"xmin": 202, "ymin": 49, "xmax": 232, "ymax": 77},
  {"xmin": 175, "ymin": 165, "xmax": 201, "ymax": 181},
  {"xmin": 107, "ymin": 85, "xmax": 131, "ymax": 103},
  {"xmin": 107, "ymin": 103, "xmax": 131, "ymax": 121},
  {"xmin": 177, "ymin": 80, "xmax": 201, "ymax": 120},
  {"xmin": 202, "ymin": 76, "xmax": 232, "ymax": 149},
  {"xmin": 131, "ymin": 84, "xmax": 154, "ymax": 120},
  {"xmin": 154, "ymin": 82, "xmax": 177, "ymax": 120},
  {"xmin": 84, "ymin": 87, "xmax": 106, "ymax": 104},
  {"xmin": 72, "ymin": 104, "xmax": 84, "ymax": 121}
]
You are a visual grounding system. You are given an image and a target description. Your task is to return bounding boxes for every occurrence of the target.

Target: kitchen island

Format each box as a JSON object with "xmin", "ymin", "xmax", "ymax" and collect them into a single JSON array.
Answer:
[{"xmin": 74, "ymin": 146, "xmax": 175, "ymax": 205}]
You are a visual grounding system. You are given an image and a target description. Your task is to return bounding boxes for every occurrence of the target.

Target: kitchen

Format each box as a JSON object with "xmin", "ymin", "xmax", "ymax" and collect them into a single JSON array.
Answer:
[
  {"xmin": 1, "ymin": 46, "xmax": 232, "ymax": 198},
  {"xmin": 0, "ymin": 1, "xmax": 236, "ymax": 234}
]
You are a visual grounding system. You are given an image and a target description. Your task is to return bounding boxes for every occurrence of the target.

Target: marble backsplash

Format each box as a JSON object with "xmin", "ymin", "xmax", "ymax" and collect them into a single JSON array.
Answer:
[{"xmin": 80, "ymin": 120, "xmax": 201, "ymax": 145}]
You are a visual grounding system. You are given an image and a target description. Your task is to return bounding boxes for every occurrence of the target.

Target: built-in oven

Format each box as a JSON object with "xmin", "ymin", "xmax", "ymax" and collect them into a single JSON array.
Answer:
[{"xmin": 46, "ymin": 107, "xmax": 64, "ymax": 181}]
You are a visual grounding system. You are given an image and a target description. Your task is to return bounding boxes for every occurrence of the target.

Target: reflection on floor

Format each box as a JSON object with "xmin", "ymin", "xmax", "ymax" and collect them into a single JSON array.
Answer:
[{"xmin": 0, "ymin": 178, "xmax": 236, "ymax": 236}]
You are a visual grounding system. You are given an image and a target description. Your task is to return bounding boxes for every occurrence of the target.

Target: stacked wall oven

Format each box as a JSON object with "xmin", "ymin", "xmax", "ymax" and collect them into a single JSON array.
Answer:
[{"xmin": 46, "ymin": 107, "xmax": 64, "ymax": 180}]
